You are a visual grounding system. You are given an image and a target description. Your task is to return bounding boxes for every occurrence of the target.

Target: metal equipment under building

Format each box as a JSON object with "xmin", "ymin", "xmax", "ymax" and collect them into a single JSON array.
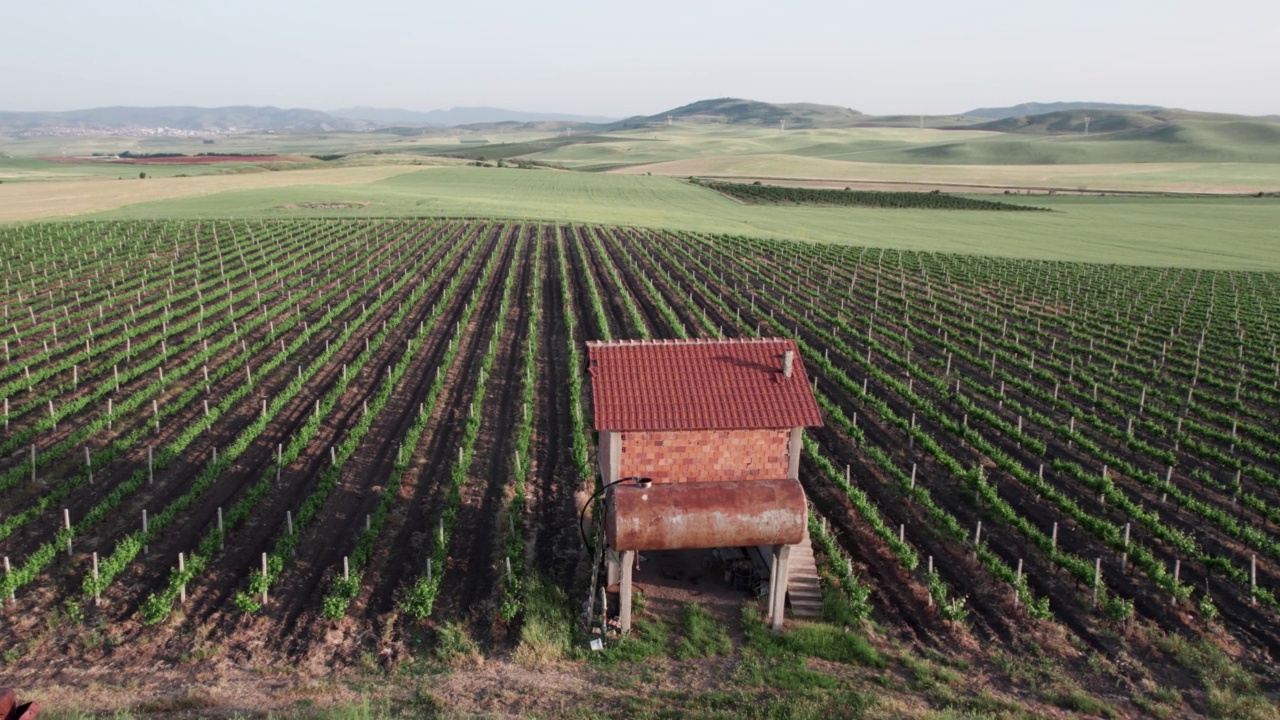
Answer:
[{"xmin": 586, "ymin": 337, "xmax": 823, "ymax": 632}]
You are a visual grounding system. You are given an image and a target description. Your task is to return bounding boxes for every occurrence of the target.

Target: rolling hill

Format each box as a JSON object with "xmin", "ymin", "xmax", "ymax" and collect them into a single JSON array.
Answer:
[
  {"xmin": 330, "ymin": 106, "xmax": 618, "ymax": 126},
  {"xmin": 610, "ymin": 98, "xmax": 864, "ymax": 130},
  {"xmin": 967, "ymin": 108, "xmax": 1268, "ymax": 134},
  {"xmin": 0, "ymin": 106, "xmax": 373, "ymax": 132},
  {"xmin": 962, "ymin": 101, "xmax": 1163, "ymax": 120}
]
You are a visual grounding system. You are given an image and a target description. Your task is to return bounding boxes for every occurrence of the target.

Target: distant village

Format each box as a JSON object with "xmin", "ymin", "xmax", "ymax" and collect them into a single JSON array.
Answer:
[{"xmin": 10, "ymin": 126, "xmax": 229, "ymax": 138}]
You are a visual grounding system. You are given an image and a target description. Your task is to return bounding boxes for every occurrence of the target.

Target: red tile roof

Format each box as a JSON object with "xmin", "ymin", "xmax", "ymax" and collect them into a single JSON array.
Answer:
[{"xmin": 587, "ymin": 338, "xmax": 823, "ymax": 431}]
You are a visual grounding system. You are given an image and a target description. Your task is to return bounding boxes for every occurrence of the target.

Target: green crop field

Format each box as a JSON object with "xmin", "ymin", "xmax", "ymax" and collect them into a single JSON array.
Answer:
[
  {"xmin": 519, "ymin": 121, "xmax": 1280, "ymax": 168},
  {"xmin": 72, "ymin": 165, "xmax": 1280, "ymax": 270},
  {"xmin": 5, "ymin": 110, "xmax": 1280, "ymax": 718},
  {"xmin": 2, "ymin": 217, "xmax": 1278, "ymax": 718}
]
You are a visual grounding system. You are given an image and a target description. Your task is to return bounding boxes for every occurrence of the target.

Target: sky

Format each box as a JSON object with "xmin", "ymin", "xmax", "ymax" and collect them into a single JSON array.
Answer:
[{"xmin": 3, "ymin": 0, "xmax": 1277, "ymax": 117}]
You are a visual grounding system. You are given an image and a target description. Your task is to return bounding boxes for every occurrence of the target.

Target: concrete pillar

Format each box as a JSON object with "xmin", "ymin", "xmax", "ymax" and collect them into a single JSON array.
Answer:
[
  {"xmin": 606, "ymin": 548, "xmax": 622, "ymax": 587},
  {"xmin": 770, "ymin": 543, "xmax": 792, "ymax": 631},
  {"xmin": 786, "ymin": 428, "xmax": 803, "ymax": 480},
  {"xmin": 599, "ymin": 431, "xmax": 621, "ymax": 484},
  {"xmin": 619, "ymin": 550, "xmax": 635, "ymax": 633}
]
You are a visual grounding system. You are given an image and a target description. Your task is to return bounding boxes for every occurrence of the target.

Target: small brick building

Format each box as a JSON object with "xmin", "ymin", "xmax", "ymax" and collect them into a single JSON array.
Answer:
[{"xmin": 587, "ymin": 337, "xmax": 823, "ymax": 631}]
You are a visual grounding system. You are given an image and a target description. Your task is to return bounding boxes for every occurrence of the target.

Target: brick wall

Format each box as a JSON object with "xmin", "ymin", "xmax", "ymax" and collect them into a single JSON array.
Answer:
[{"xmin": 618, "ymin": 428, "xmax": 791, "ymax": 483}]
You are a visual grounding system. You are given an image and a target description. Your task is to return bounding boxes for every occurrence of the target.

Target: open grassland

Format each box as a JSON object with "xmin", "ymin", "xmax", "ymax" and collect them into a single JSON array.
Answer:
[
  {"xmin": 611, "ymin": 154, "xmax": 1280, "ymax": 195},
  {"xmin": 0, "ymin": 127, "xmax": 556, "ymax": 164},
  {"xmin": 2, "ymin": 219, "xmax": 1278, "ymax": 718},
  {"xmin": 59, "ymin": 166, "xmax": 1280, "ymax": 271},
  {"xmin": 0, "ymin": 164, "xmax": 439, "ymax": 221},
  {"xmin": 523, "ymin": 121, "xmax": 1280, "ymax": 169},
  {"xmin": 522, "ymin": 124, "xmax": 1002, "ymax": 169}
]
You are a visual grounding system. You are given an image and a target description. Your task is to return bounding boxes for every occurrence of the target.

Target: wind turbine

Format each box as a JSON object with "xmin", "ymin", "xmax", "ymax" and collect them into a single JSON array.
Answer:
[{"xmin": 1084, "ymin": 116, "xmax": 1091, "ymax": 136}]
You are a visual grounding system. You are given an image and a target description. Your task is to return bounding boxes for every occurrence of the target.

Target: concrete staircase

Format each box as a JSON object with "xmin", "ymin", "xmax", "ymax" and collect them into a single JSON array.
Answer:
[{"xmin": 786, "ymin": 528, "xmax": 823, "ymax": 618}]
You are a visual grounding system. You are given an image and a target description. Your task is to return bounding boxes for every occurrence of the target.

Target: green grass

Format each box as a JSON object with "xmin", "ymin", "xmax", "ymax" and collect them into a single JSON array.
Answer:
[
  {"xmin": 517, "ymin": 119, "xmax": 1280, "ymax": 168},
  {"xmin": 512, "ymin": 575, "xmax": 575, "ymax": 664},
  {"xmin": 741, "ymin": 605, "xmax": 884, "ymax": 668},
  {"xmin": 0, "ymin": 156, "xmax": 283, "ymax": 182},
  {"xmin": 672, "ymin": 603, "xmax": 734, "ymax": 659},
  {"xmin": 78, "ymin": 165, "xmax": 1280, "ymax": 270},
  {"xmin": 589, "ymin": 615, "xmax": 671, "ymax": 668},
  {"xmin": 1153, "ymin": 633, "xmax": 1280, "ymax": 720}
]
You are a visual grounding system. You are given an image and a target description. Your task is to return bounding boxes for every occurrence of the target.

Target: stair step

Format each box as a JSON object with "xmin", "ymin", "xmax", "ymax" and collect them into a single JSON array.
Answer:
[{"xmin": 787, "ymin": 536, "xmax": 822, "ymax": 618}]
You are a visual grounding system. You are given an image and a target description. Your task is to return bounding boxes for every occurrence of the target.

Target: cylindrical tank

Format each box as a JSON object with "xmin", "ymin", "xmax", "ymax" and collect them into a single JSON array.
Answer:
[{"xmin": 605, "ymin": 478, "xmax": 806, "ymax": 551}]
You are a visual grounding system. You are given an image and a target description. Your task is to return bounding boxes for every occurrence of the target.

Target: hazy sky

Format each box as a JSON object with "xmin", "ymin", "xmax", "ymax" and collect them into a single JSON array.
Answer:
[{"xmin": 4, "ymin": 0, "xmax": 1276, "ymax": 116}]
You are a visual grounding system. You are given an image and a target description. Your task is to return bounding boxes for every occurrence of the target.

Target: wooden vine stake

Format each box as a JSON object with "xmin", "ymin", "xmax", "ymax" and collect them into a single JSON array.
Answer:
[
  {"xmin": 1251, "ymin": 555, "xmax": 1257, "ymax": 606},
  {"xmin": 1121, "ymin": 523, "xmax": 1131, "ymax": 571},
  {"xmin": 1092, "ymin": 558, "xmax": 1101, "ymax": 608}
]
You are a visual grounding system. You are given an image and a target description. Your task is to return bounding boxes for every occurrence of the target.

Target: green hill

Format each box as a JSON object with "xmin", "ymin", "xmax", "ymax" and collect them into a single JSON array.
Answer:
[
  {"xmin": 963, "ymin": 101, "xmax": 1163, "ymax": 120},
  {"xmin": 969, "ymin": 108, "xmax": 1273, "ymax": 135},
  {"xmin": 611, "ymin": 98, "xmax": 864, "ymax": 130}
]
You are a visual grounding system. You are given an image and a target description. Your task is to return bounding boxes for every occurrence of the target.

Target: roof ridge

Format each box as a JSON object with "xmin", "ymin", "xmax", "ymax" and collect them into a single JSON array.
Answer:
[{"xmin": 586, "ymin": 337, "xmax": 790, "ymax": 348}]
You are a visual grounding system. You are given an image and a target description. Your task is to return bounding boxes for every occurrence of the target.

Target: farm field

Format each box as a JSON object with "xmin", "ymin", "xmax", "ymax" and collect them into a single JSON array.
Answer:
[
  {"xmin": 1, "ymin": 218, "xmax": 1277, "ymax": 717},
  {"xmin": 610, "ymin": 154, "xmax": 1280, "ymax": 196},
  {"xmin": 37, "ymin": 166, "xmax": 1280, "ymax": 271}
]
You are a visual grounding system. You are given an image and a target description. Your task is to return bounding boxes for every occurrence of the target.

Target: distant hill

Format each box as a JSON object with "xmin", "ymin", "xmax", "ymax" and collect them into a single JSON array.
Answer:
[
  {"xmin": 330, "ymin": 106, "xmax": 618, "ymax": 127},
  {"xmin": 968, "ymin": 108, "xmax": 1274, "ymax": 135},
  {"xmin": 611, "ymin": 98, "xmax": 864, "ymax": 129},
  {"xmin": 962, "ymin": 102, "xmax": 1163, "ymax": 120},
  {"xmin": 0, "ymin": 106, "xmax": 372, "ymax": 132},
  {"xmin": 895, "ymin": 109, "xmax": 1280, "ymax": 164}
]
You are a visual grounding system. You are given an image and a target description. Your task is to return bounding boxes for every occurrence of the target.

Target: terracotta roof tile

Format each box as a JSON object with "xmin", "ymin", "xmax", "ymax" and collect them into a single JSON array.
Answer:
[{"xmin": 586, "ymin": 338, "xmax": 823, "ymax": 431}]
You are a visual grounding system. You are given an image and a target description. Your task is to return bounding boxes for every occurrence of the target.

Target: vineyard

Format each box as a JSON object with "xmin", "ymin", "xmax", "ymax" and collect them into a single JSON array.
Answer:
[
  {"xmin": 702, "ymin": 180, "xmax": 1049, "ymax": 211},
  {"xmin": 0, "ymin": 219, "xmax": 1277, "ymax": 709}
]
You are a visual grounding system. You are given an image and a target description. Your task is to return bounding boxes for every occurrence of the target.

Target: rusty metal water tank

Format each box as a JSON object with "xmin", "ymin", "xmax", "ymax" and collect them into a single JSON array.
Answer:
[{"xmin": 605, "ymin": 478, "xmax": 806, "ymax": 551}]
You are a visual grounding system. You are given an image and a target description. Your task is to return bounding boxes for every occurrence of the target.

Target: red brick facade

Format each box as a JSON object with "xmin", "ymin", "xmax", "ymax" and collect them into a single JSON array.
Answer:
[{"xmin": 618, "ymin": 428, "xmax": 791, "ymax": 483}]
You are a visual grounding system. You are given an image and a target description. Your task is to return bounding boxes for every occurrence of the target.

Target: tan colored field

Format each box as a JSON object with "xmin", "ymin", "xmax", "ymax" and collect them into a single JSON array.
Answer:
[
  {"xmin": 0, "ymin": 165, "xmax": 431, "ymax": 221},
  {"xmin": 610, "ymin": 154, "xmax": 1280, "ymax": 194}
]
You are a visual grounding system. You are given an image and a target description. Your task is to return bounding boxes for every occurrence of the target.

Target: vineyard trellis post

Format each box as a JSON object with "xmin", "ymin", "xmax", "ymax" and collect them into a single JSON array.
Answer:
[{"xmin": 1092, "ymin": 558, "xmax": 1101, "ymax": 607}]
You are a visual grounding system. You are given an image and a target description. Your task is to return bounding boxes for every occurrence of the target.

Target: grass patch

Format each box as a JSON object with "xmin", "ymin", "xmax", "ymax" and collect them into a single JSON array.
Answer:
[
  {"xmin": 990, "ymin": 647, "xmax": 1119, "ymax": 718},
  {"xmin": 432, "ymin": 621, "xmax": 482, "ymax": 669},
  {"xmin": 512, "ymin": 574, "xmax": 574, "ymax": 665},
  {"xmin": 589, "ymin": 616, "xmax": 671, "ymax": 668},
  {"xmin": 672, "ymin": 602, "xmax": 734, "ymax": 659},
  {"xmin": 741, "ymin": 604, "xmax": 885, "ymax": 668},
  {"xmin": 1154, "ymin": 632, "xmax": 1278, "ymax": 719},
  {"xmin": 614, "ymin": 687, "xmax": 875, "ymax": 720},
  {"xmin": 821, "ymin": 584, "xmax": 869, "ymax": 627},
  {"xmin": 734, "ymin": 653, "xmax": 841, "ymax": 691}
]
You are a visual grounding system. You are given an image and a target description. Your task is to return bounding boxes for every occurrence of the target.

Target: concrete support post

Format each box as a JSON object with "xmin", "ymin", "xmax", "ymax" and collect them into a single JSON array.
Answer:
[
  {"xmin": 770, "ymin": 543, "xmax": 792, "ymax": 631},
  {"xmin": 619, "ymin": 550, "xmax": 635, "ymax": 634},
  {"xmin": 606, "ymin": 548, "xmax": 622, "ymax": 587},
  {"xmin": 786, "ymin": 428, "xmax": 803, "ymax": 481},
  {"xmin": 597, "ymin": 431, "xmax": 621, "ymax": 489}
]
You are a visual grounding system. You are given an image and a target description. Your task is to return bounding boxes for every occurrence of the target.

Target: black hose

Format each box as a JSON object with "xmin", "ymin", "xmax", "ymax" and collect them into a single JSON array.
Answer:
[{"xmin": 579, "ymin": 476, "xmax": 650, "ymax": 552}]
